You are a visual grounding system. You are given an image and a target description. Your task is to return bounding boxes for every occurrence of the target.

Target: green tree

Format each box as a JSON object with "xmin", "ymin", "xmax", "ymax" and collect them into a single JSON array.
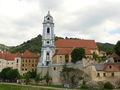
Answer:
[
  {"xmin": 104, "ymin": 82, "xmax": 113, "ymax": 89},
  {"xmin": 93, "ymin": 53, "xmax": 99, "ymax": 60},
  {"xmin": 23, "ymin": 72, "xmax": 31, "ymax": 85},
  {"xmin": 44, "ymin": 72, "xmax": 52, "ymax": 85},
  {"xmin": 114, "ymin": 40, "xmax": 120, "ymax": 56},
  {"xmin": 80, "ymin": 80, "xmax": 88, "ymax": 89},
  {"xmin": 34, "ymin": 73, "xmax": 43, "ymax": 84},
  {"xmin": 0, "ymin": 68, "xmax": 20, "ymax": 82},
  {"xmin": 106, "ymin": 49, "xmax": 113, "ymax": 55},
  {"xmin": 27, "ymin": 70, "xmax": 37, "ymax": 79},
  {"xmin": 71, "ymin": 48, "xmax": 85, "ymax": 63},
  {"xmin": 6, "ymin": 69, "xmax": 20, "ymax": 82}
]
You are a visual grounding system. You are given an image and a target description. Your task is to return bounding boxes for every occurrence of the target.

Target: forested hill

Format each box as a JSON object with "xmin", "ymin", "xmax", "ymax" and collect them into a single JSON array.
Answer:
[
  {"xmin": 0, "ymin": 44, "xmax": 10, "ymax": 52},
  {"xmin": 96, "ymin": 42, "xmax": 115, "ymax": 54},
  {"xmin": 9, "ymin": 35, "xmax": 63, "ymax": 53},
  {"xmin": 0, "ymin": 35, "xmax": 115, "ymax": 54}
]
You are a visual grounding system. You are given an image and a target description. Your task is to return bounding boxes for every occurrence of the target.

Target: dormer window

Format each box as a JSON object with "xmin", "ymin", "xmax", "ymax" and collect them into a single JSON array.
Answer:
[{"xmin": 47, "ymin": 28, "xmax": 50, "ymax": 34}]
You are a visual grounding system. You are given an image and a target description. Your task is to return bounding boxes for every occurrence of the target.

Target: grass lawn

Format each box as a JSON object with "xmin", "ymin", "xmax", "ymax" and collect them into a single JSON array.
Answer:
[{"xmin": 0, "ymin": 84, "xmax": 54, "ymax": 90}]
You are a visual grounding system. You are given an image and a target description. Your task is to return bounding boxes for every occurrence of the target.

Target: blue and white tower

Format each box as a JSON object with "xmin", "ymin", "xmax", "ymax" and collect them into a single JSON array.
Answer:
[{"xmin": 38, "ymin": 11, "xmax": 55, "ymax": 66}]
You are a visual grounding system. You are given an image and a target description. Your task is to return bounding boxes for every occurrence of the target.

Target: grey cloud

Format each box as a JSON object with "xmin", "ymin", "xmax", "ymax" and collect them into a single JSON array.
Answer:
[
  {"xmin": 62, "ymin": 1, "xmax": 120, "ymax": 34},
  {"xmin": 38, "ymin": 0, "xmax": 63, "ymax": 11}
]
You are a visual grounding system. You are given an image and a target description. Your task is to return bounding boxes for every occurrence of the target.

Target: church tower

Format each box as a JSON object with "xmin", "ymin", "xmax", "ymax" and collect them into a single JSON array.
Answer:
[{"xmin": 38, "ymin": 11, "xmax": 55, "ymax": 66}]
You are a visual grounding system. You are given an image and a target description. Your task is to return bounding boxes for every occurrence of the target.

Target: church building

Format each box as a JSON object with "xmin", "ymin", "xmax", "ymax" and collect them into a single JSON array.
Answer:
[{"xmin": 37, "ymin": 12, "xmax": 99, "ymax": 84}]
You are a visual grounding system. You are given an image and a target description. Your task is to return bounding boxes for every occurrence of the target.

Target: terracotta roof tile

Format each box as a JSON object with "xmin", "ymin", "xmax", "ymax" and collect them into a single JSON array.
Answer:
[
  {"xmin": 56, "ymin": 48, "xmax": 73, "ymax": 55},
  {"xmin": 55, "ymin": 48, "xmax": 92, "ymax": 55},
  {"xmin": 21, "ymin": 50, "xmax": 40, "ymax": 58},
  {"xmin": 0, "ymin": 53, "xmax": 17, "ymax": 61},
  {"xmin": 0, "ymin": 50, "xmax": 40, "ymax": 60},
  {"xmin": 55, "ymin": 39, "xmax": 98, "ymax": 49},
  {"xmin": 108, "ymin": 53, "xmax": 120, "ymax": 58}
]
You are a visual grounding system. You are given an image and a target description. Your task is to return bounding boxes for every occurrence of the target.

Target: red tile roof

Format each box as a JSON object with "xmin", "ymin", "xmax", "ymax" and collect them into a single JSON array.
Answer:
[
  {"xmin": 55, "ymin": 39, "xmax": 98, "ymax": 49},
  {"xmin": 0, "ymin": 53, "xmax": 17, "ymax": 61},
  {"xmin": 56, "ymin": 48, "xmax": 73, "ymax": 55},
  {"xmin": 0, "ymin": 50, "xmax": 40, "ymax": 61},
  {"xmin": 84, "ymin": 48, "xmax": 92, "ymax": 55},
  {"xmin": 108, "ymin": 53, "xmax": 120, "ymax": 58},
  {"xmin": 54, "ymin": 39, "xmax": 97, "ymax": 55},
  {"xmin": 21, "ymin": 50, "xmax": 40, "ymax": 58},
  {"xmin": 55, "ymin": 48, "xmax": 92, "ymax": 55}
]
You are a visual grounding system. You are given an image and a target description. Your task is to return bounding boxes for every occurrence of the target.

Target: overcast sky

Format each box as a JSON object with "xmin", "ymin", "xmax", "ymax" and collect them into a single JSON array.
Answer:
[{"xmin": 0, "ymin": 0, "xmax": 120, "ymax": 46}]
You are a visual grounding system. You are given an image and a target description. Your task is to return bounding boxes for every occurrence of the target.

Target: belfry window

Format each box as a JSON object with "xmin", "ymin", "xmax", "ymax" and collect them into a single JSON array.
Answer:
[
  {"xmin": 47, "ymin": 52, "xmax": 49, "ymax": 55},
  {"xmin": 47, "ymin": 17, "xmax": 50, "ymax": 20},
  {"xmin": 46, "ymin": 52, "xmax": 50, "ymax": 60},
  {"xmin": 47, "ymin": 41, "xmax": 49, "ymax": 44},
  {"xmin": 47, "ymin": 28, "xmax": 50, "ymax": 34}
]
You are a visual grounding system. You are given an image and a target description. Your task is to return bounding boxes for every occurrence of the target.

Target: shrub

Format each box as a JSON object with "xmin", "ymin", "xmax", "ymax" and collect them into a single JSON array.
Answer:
[
  {"xmin": 104, "ymin": 82, "xmax": 113, "ymax": 89},
  {"xmin": 80, "ymin": 80, "xmax": 88, "ymax": 89},
  {"xmin": 81, "ymin": 84, "xmax": 88, "ymax": 89}
]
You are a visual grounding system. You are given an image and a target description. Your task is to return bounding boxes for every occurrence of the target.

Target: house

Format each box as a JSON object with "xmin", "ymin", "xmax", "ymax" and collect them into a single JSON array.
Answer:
[
  {"xmin": 0, "ymin": 52, "xmax": 17, "ymax": 72},
  {"xmin": 15, "ymin": 50, "xmax": 39, "ymax": 75},
  {"xmin": 0, "ymin": 50, "xmax": 40, "ymax": 75},
  {"xmin": 85, "ymin": 62, "xmax": 120, "ymax": 82}
]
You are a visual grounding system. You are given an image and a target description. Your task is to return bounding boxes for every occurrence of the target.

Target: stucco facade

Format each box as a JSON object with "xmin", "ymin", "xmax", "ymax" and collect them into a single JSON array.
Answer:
[{"xmin": 85, "ymin": 62, "xmax": 120, "ymax": 82}]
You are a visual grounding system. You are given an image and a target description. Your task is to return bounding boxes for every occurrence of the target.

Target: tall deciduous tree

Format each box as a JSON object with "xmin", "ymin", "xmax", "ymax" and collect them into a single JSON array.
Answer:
[
  {"xmin": 34, "ymin": 73, "xmax": 43, "ymax": 84},
  {"xmin": 114, "ymin": 41, "xmax": 120, "ymax": 56},
  {"xmin": 71, "ymin": 48, "xmax": 85, "ymax": 63},
  {"xmin": 0, "ymin": 67, "xmax": 20, "ymax": 82}
]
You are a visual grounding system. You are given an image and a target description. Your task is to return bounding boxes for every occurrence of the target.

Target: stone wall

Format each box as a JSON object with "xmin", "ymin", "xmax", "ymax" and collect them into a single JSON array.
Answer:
[{"xmin": 37, "ymin": 61, "xmax": 84, "ymax": 85}]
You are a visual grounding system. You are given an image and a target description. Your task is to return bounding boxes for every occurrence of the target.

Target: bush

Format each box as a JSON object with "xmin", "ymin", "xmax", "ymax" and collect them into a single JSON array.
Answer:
[
  {"xmin": 104, "ymin": 82, "xmax": 113, "ymax": 89},
  {"xmin": 80, "ymin": 80, "xmax": 88, "ymax": 89},
  {"xmin": 81, "ymin": 84, "xmax": 88, "ymax": 89}
]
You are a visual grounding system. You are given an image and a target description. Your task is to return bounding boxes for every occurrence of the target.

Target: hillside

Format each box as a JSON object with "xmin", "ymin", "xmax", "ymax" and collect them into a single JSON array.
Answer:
[
  {"xmin": 96, "ymin": 42, "xmax": 115, "ymax": 54},
  {"xmin": 9, "ymin": 35, "xmax": 63, "ymax": 53},
  {"xmin": 0, "ymin": 35, "xmax": 114, "ymax": 54},
  {"xmin": 0, "ymin": 44, "xmax": 10, "ymax": 51},
  {"xmin": 9, "ymin": 35, "xmax": 42, "ymax": 53}
]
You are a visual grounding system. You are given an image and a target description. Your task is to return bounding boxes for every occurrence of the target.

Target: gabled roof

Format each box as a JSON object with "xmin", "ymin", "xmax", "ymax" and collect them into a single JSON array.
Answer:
[
  {"xmin": 103, "ymin": 63, "xmax": 120, "ymax": 72},
  {"xmin": 55, "ymin": 39, "xmax": 98, "ymax": 49},
  {"xmin": 0, "ymin": 50, "xmax": 40, "ymax": 61},
  {"xmin": 0, "ymin": 53, "xmax": 18, "ymax": 61},
  {"xmin": 21, "ymin": 50, "xmax": 40, "ymax": 58},
  {"xmin": 108, "ymin": 53, "xmax": 120, "ymax": 58}
]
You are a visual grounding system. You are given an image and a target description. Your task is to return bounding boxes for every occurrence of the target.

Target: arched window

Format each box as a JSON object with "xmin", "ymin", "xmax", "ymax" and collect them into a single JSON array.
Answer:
[
  {"xmin": 47, "ymin": 41, "xmax": 49, "ymax": 44},
  {"xmin": 46, "ymin": 52, "xmax": 50, "ymax": 61},
  {"xmin": 47, "ymin": 52, "xmax": 49, "ymax": 55},
  {"xmin": 47, "ymin": 17, "xmax": 50, "ymax": 20},
  {"xmin": 47, "ymin": 28, "xmax": 50, "ymax": 34}
]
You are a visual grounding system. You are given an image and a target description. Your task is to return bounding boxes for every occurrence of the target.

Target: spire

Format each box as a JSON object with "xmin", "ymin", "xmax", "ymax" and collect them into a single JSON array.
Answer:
[{"xmin": 47, "ymin": 11, "xmax": 50, "ymax": 16}]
